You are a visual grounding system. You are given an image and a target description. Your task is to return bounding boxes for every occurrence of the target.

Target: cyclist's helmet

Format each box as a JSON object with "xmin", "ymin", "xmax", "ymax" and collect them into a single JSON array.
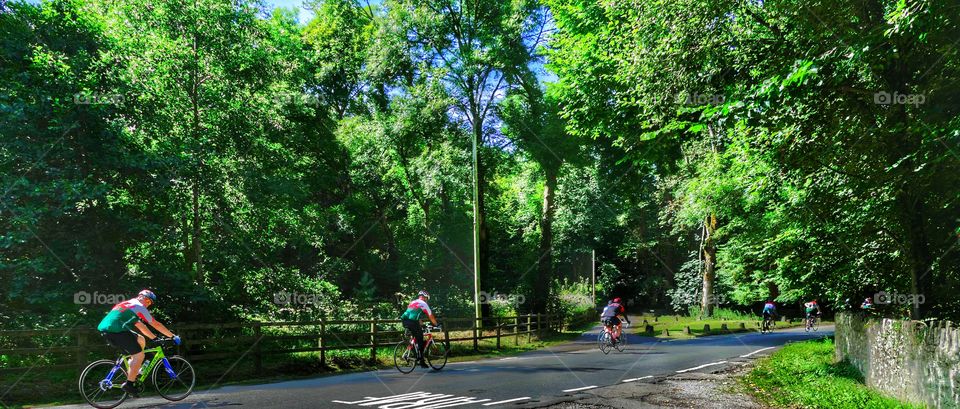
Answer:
[
  {"xmin": 613, "ymin": 297, "xmax": 622, "ymax": 303},
  {"xmin": 138, "ymin": 289, "xmax": 157, "ymax": 302},
  {"xmin": 417, "ymin": 290, "xmax": 430, "ymax": 299}
]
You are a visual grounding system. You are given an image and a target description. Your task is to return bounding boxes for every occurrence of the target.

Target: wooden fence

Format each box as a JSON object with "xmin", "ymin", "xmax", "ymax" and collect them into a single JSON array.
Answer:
[{"xmin": 0, "ymin": 314, "xmax": 561, "ymax": 376}]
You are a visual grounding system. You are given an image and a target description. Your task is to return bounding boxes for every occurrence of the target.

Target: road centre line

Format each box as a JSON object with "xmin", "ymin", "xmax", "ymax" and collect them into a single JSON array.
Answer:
[
  {"xmin": 483, "ymin": 397, "xmax": 531, "ymax": 406},
  {"xmin": 676, "ymin": 361, "xmax": 727, "ymax": 373},
  {"xmin": 562, "ymin": 385, "xmax": 598, "ymax": 393},
  {"xmin": 739, "ymin": 347, "xmax": 776, "ymax": 358},
  {"xmin": 621, "ymin": 376, "xmax": 653, "ymax": 383}
]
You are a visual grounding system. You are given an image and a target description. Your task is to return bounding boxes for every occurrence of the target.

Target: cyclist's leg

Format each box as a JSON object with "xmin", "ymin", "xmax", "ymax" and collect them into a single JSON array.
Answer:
[
  {"xmin": 127, "ymin": 334, "xmax": 146, "ymax": 382},
  {"xmin": 103, "ymin": 330, "xmax": 144, "ymax": 392}
]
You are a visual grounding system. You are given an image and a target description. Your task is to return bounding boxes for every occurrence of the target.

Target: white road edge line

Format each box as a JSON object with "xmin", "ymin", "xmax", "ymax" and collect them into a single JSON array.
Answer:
[
  {"xmin": 563, "ymin": 385, "xmax": 598, "ymax": 393},
  {"xmin": 676, "ymin": 361, "xmax": 728, "ymax": 373},
  {"xmin": 483, "ymin": 397, "xmax": 532, "ymax": 406},
  {"xmin": 621, "ymin": 375, "xmax": 653, "ymax": 383},
  {"xmin": 740, "ymin": 347, "xmax": 776, "ymax": 358}
]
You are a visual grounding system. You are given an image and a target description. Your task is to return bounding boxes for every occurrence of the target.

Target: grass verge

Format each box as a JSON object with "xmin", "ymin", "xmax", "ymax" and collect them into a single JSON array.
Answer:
[
  {"xmin": 739, "ymin": 337, "xmax": 922, "ymax": 409},
  {"xmin": 630, "ymin": 314, "xmax": 825, "ymax": 339}
]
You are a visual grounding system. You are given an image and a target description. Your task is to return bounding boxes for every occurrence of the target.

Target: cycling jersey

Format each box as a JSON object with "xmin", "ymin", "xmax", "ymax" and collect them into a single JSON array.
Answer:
[
  {"xmin": 401, "ymin": 299, "xmax": 432, "ymax": 321},
  {"xmin": 804, "ymin": 302, "xmax": 820, "ymax": 315},
  {"xmin": 97, "ymin": 299, "xmax": 154, "ymax": 333},
  {"xmin": 600, "ymin": 302, "xmax": 624, "ymax": 318},
  {"xmin": 762, "ymin": 303, "xmax": 776, "ymax": 314}
]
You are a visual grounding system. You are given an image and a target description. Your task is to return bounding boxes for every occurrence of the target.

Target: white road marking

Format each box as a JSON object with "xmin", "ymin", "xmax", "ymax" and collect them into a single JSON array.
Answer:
[
  {"xmin": 332, "ymin": 392, "xmax": 491, "ymax": 408},
  {"xmin": 621, "ymin": 376, "xmax": 653, "ymax": 383},
  {"xmin": 739, "ymin": 347, "xmax": 776, "ymax": 358},
  {"xmin": 483, "ymin": 397, "xmax": 531, "ymax": 406},
  {"xmin": 562, "ymin": 385, "xmax": 598, "ymax": 393},
  {"xmin": 676, "ymin": 361, "xmax": 728, "ymax": 373}
]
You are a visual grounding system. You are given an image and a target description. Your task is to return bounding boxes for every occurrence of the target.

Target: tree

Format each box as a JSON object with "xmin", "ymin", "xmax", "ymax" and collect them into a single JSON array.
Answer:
[{"xmin": 393, "ymin": 0, "xmax": 541, "ymax": 316}]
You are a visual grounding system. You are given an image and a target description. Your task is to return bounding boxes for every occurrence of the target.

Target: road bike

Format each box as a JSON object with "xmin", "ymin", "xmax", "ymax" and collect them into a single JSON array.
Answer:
[
  {"xmin": 79, "ymin": 336, "xmax": 195, "ymax": 409},
  {"xmin": 805, "ymin": 315, "xmax": 820, "ymax": 332},
  {"xmin": 598, "ymin": 321, "xmax": 628, "ymax": 354},
  {"xmin": 394, "ymin": 324, "xmax": 448, "ymax": 373},
  {"xmin": 760, "ymin": 314, "xmax": 776, "ymax": 334}
]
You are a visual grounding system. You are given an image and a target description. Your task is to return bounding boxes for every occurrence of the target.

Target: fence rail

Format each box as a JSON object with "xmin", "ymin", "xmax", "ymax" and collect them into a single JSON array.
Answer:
[{"xmin": 0, "ymin": 314, "xmax": 562, "ymax": 375}]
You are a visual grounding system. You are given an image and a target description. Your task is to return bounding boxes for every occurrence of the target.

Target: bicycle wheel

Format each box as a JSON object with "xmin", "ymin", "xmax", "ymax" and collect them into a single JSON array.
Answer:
[
  {"xmin": 813, "ymin": 318, "xmax": 820, "ymax": 331},
  {"xmin": 614, "ymin": 332, "xmax": 627, "ymax": 352},
  {"xmin": 597, "ymin": 331, "xmax": 611, "ymax": 355},
  {"xmin": 79, "ymin": 359, "xmax": 128, "ymax": 409},
  {"xmin": 805, "ymin": 318, "xmax": 812, "ymax": 332},
  {"xmin": 394, "ymin": 341, "xmax": 416, "ymax": 374},
  {"xmin": 425, "ymin": 340, "xmax": 448, "ymax": 371},
  {"xmin": 153, "ymin": 356, "xmax": 195, "ymax": 401}
]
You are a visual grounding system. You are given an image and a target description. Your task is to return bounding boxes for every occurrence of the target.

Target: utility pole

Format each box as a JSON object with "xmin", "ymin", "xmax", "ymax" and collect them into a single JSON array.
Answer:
[{"xmin": 472, "ymin": 130, "xmax": 482, "ymax": 322}]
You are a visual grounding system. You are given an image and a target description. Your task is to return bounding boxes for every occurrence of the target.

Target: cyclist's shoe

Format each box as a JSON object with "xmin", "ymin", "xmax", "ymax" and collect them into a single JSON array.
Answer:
[
  {"xmin": 121, "ymin": 381, "xmax": 140, "ymax": 397},
  {"xmin": 418, "ymin": 360, "xmax": 429, "ymax": 368}
]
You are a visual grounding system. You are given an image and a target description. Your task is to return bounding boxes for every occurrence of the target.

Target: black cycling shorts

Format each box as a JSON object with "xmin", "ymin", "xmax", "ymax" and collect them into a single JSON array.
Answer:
[
  {"xmin": 602, "ymin": 316, "xmax": 620, "ymax": 327},
  {"xmin": 101, "ymin": 331, "xmax": 143, "ymax": 354}
]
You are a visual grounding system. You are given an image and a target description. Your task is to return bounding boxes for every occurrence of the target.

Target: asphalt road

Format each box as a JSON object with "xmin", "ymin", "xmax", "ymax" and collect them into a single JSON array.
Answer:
[{"xmin": 54, "ymin": 320, "xmax": 834, "ymax": 409}]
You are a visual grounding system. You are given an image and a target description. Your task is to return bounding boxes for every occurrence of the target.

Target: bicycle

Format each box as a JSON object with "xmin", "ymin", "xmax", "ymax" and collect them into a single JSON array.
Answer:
[
  {"xmin": 760, "ymin": 315, "xmax": 776, "ymax": 334},
  {"xmin": 805, "ymin": 315, "xmax": 820, "ymax": 332},
  {"xmin": 598, "ymin": 321, "xmax": 628, "ymax": 354},
  {"xmin": 394, "ymin": 324, "xmax": 448, "ymax": 373},
  {"xmin": 79, "ymin": 336, "xmax": 195, "ymax": 409}
]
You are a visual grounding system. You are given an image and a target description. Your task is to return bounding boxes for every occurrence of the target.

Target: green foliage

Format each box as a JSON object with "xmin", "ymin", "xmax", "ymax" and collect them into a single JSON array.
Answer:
[
  {"xmin": 549, "ymin": 278, "xmax": 595, "ymax": 324},
  {"xmin": 546, "ymin": 0, "xmax": 960, "ymax": 320},
  {"xmin": 742, "ymin": 338, "xmax": 922, "ymax": 408}
]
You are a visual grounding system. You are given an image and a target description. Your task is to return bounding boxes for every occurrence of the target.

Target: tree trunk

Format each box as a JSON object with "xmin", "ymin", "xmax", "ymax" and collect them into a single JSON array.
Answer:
[
  {"xmin": 191, "ymin": 180, "xmax": 201, "ymax": 282},
  {"xmin": 534, "ymin": 168, "xmax": 558, "ymax": 312},
  {"xmin": 701, "ymin": 214, "xmax": 718, "ymax": 318},
  {"xmin": 189, "ymin": 28, "xmax": 202, "ymax": 283},
  {"xmin": 471, "ymin": 116, "xmax": 492, "ymax": 319}
]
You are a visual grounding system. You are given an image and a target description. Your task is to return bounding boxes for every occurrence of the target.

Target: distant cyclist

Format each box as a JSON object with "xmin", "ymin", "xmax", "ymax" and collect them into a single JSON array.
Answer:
[
  {"xmin": 762, "ymin": 300, "xmax": 777, "ymax": 319},
  {"xmin": 804, "ymin": 299, "xmax": 821, "ymax": 324},
  {"xmin": 761, "ymin": 300, "xmax": 777, "ymax": 331},
  {"xmin": 600, "ymin": 298, "xmax": 630, "ymax": 344},
  {"xmin": 97, "ymin": 290, "xmax": 180, "ymax": 396},
  {"xmin": 401, "ymin": 290, "xmax": 438, "ymax": 368}
]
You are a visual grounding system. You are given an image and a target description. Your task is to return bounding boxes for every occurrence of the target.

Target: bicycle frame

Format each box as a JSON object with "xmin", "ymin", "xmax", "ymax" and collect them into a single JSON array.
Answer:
[
  {"xmin": 102, "ymin": 346, "xmax": 179, "ymax": 388},
  {"xmin": 406, "ymin": 327, "xmax": 436, "ymax": 355}
]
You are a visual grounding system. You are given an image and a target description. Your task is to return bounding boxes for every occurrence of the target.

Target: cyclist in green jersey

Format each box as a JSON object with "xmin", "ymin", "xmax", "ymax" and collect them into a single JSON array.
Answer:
[
  {"xmin": 400, "ymin": 290, "xmax": 439, "ymax": 368},
  {"xmin": 97, "ymin": 289, "xmax": 180, "ymax": 396}
]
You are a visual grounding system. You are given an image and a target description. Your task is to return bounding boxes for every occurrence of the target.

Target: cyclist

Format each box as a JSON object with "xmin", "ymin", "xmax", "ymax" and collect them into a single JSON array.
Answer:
[
  {"xmin": 600, "ymin": 298, "xmax": 630, "ymax": 344},
  {"xmin": 761, "ymin": 300, "xmax": 777, "ymax": 330},
  {"xmin": 97, "ymin": 289, "xmax": 180, "ymax": 397},
  {"xmin": 804, "ymin": 299, "xmax": 821, "ymax": 327},
  {"xmin": 401, "ymin": 290, "xmax": 438, "ymax": 368},
  {"xmin": 861, "ymin": 297, "xmax": 874, "ymax": 310}
]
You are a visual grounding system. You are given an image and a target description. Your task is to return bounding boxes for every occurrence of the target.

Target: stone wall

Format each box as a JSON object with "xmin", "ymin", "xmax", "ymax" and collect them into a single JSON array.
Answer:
[{"xmin": 835, "ymin": 313, "xmax": 960, "ymax": 408}]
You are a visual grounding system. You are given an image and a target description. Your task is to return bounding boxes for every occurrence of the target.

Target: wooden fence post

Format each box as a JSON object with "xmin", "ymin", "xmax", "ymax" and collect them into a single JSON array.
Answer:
[
  {"xmin": 443, "ymin": 324, "xmax": 451, "ymax": 348},
  {"xmin": 370, "ymin": 320, "xmax": 378, "ymax": 363},
  {"xmin": 253, "ymin": 323, "xmax": 262, "ymax": 375},
  {"xmin": 496, "ymin": 317, "xmax": 501, "ymax": 350},
  {"xmin": 537, "ymin": 313, "xmax": 542, "ymax": 338},
  {"xmin": 319, "ymin": 319, "xmax": 326, "ymax": 367},
  {"xmin": 514, "ymin": 316, "xmax": 520, "ymax": 346},
  {"xmin": 472, "ymin": 318, "xmax": 479, "ymax": 351},
  {"xmin": 76, "ymin": 331, "xmax": 87, "ymax": 370},
  {"xmin": 526, "ymin": 315, "xmax": 532, "ymax": 343}
]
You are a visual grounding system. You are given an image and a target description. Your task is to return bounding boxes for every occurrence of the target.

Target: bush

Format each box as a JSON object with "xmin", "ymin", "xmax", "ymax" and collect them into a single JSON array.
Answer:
[{"xmin": 549, "ymin": 278, "xmax": 596, "ymax": 327}]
